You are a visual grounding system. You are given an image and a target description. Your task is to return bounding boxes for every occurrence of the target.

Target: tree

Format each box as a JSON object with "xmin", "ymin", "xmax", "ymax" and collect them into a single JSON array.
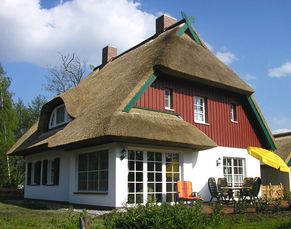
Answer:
[
  {"xmin": 14, "ymin": 95, "xmax": 47, "ymax": 140},
  {"xmin": 43, "ymin": 52, "xmax": 87, "ymax": 96},
  {"xmin": 0, "ymin": 63, "xmax": 18, "ymax": 187}
]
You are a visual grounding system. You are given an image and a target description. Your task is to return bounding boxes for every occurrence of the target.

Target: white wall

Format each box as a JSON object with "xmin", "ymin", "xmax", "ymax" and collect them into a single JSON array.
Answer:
[
  {"xmin": 25, "ymin": 150, "xmax": 70, "ymax": 202},
  {"xmin": 190, "ymin": 146, "xmax": 261, "ymax": 202}
]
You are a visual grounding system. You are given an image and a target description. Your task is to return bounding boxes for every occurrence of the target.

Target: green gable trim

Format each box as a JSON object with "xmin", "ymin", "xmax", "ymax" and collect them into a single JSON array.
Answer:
[
  {"xmin": 122, "ymin": 71, "xmax": 160, "ymax": 113},
  {"xmin": 133, "ymin": 106, "xmax": 182, "ymax": 118},
  {"xmin": 176, "ymin": 11, "xmax": 201, "ymax": 45},
  {"xmin": 247, "ymin": 95, "xmax": 276, "ymax": 151}
]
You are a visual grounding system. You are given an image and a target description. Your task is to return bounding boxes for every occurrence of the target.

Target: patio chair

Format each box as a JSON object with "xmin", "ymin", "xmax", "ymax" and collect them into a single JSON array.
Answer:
[
  {"xmin": 176, "ymin": 181, "xmax": 203, "ymax": 204},
  {"xmin": 240, "ymin": 177, "xmax": 254, "ymax": 199},
  {"xmin": 248, "ymin": 177, "xmax": 261, "ymax": 205},
  {"xmin": 208, "ymin": 177, "xmax": 227, "ymax": 205},
  {"xmin": 217, "ymin": 178, "xmax": 232, "ymax": 200}
]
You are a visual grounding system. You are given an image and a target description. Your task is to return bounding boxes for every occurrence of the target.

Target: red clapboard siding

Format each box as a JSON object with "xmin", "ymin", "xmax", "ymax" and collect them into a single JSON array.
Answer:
[{"xmin": 135, "ymin": 75, "xmax": 262, "ymax": 149}]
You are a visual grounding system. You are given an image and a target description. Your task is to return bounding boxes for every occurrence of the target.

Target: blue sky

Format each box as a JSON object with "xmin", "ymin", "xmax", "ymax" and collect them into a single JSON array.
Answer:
[{"xmin": 1, "ymin": 0, "xmax": 291, "ymax": 134}]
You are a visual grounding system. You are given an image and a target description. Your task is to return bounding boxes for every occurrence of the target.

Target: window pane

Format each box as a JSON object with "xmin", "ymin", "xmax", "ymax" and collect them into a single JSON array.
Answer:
[
  {"xmin": 156, "ymin": 163, "xmax": 162, "ymax": 171},
  {"xmin": 100, "ymin": 150, "xmax": 108, "ymax": 170},
  {"xmin": 148, "ymin": 183, "xmax": 154, "ymax": 192},
  {"xmin": 128, "ymin": 150, "xmax": 135, "ymax": 160},
  {"xmin": 136, "ymin": 172, "xmax": 143, "ymax": 181},
  {"xmin": 166, "ymin": 153, "xmax": 172, "ymax": 162},
  {"xmin": 56, "ymin": 106, "xmax": 65, "ymax": 124},
  {"xmin": 128, "ymin": 183, "xmax": 134, "ymax": 193},
  {"xmin": 128, "ymin": 172, "xmax": 134, "ymax": 181},
  {"xmin": 136, "ymin": 151, "xmax": 143, "ymax": 160},
  {"xmin": 128, "ymin": 161, "xmax": 134, "ymax": 170},
  {"xmin": 78, "ymin": 173, "xmax": 87, "ymax": 190},
  {"xmin": 155, "ymin": 152, "xmax": 162, "ymax": 161},
  {"xmin": 148, "ymin": 162, "xmax": 154, "ymax": 171},
  {"xmin": 100, "ymin": 171, "xmax": 108, "ymax": 191},
  {"xmin": 136, "ymin": 162, "xmax": 143, "ymax": 171},
  {"xmin": 156, "ymin": 183, "xmax": 162, "ymax": 192},
  {"xmin": 166, "ymin": 173, "xmax": 172, "ymax": 182},
  {"xmin": 156, "ymin": 173, "xmax": 162, "ymax": 182},
  {"xmin": 136, "ymin": 183, "xmax": 143, "ymax": 193},
  {"xmin": 148, "ymin": 173, "xmax": 154, "ymax": 182},
  {"xmin": 78, "ymin": 154, "xmax": 87, "ymax": 171},
  {"xmin": 147, "ymin": 152, "xmax": 154, "ymax": 161},
  {"xmin": 89, "ymin": 152, "xmax": 98, "ymax": 170},
  {"xmin": 166, "ymin": 183, "xmax": 173, "ymax": 192},
  {"xmin": 88, "ymin": 172, "xmax": 98, "ymax": 190}
]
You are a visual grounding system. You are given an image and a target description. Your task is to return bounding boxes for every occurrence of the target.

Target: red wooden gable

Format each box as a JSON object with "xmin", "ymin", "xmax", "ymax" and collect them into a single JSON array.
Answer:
[{"xmin": 135, "ymin": 75, "xmax": 262, "ymax": 149}]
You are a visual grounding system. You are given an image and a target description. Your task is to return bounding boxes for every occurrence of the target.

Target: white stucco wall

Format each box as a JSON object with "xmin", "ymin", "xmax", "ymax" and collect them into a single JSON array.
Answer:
[
  {"xmin": 25, "ymin": 150, "xmax": 70, "ymax": 202},
  {"xmin": 190, "ymin": 146, "xmax": 261, "ymax": 202},
  {"xmin": 25, "ymin": 144, "xmax": 261, "ymax": 207}
]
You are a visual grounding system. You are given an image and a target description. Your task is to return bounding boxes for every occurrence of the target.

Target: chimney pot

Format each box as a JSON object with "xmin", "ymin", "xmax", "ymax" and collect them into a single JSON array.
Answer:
[{"xmin": 156, "ymin": 14, "xmax": 177, "ymax": 35}]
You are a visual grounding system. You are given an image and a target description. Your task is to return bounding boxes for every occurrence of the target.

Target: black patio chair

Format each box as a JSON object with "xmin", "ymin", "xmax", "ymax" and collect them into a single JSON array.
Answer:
[
  {"xmin": 218, "ymin": 178, "xmax": 232, "ymax": 201},
  {"xmin": 208, "ymin": 177, "xmax": 226, "ymax": 205}
]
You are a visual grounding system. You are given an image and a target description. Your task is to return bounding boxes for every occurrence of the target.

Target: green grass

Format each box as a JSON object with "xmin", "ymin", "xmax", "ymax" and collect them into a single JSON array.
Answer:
[
  {"xmin": 0, "ymin": 199, "xmax": 291, "ymax": 228},
  {"xmin": 0, "ymin": 201, "xmax": 104, "ymax": 228}
]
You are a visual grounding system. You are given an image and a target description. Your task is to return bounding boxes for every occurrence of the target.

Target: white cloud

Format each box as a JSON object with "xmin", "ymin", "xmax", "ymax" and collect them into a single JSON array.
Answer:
[
  {"xmin": 203, "ymin": 42, "xmax": 213, "ymax": 52},
  {"xmin": 272, "ymin": 129, "xmax": 291, "ymax": 135},
  {"xmin": 268, "ymin": 61, "xmax": 291, "ymax": 77},
  {"xmin": 0, "ymin": 0, "xmax": 156, "ymax": 67},
  {"xmin": 215, "ymin": 50, "xmax": 237, "ymax": 64},
  {"xmin": 244, "ymin": 74, "xmax": 257, "ymax": 80}
]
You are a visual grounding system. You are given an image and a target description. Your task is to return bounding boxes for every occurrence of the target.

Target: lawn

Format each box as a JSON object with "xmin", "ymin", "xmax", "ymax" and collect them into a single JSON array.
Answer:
[{"xmin": 1, "ymin": 199, "xmax": 291, "ymax": 228}]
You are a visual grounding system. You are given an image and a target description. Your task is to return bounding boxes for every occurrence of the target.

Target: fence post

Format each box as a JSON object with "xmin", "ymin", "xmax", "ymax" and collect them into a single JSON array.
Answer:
[{"xmin": 80, "ymin": 216, "xmax": 91, "ymax": 229}]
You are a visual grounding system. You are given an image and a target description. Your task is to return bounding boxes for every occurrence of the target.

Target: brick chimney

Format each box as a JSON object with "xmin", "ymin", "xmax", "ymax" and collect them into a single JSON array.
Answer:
[
  {"xmin": 156, "ymin": 14, "xmax": 177, "ymax": 35},
  {"xmin": 102, "ymin": 45, "xmax": 117, "ymax": 66}
]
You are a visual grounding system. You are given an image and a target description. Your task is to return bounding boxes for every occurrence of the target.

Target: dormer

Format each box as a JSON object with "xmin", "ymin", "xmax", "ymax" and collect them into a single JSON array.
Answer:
[{"xmin": 48, "ymin": 103, "xmax": 71, "ymax": 129}]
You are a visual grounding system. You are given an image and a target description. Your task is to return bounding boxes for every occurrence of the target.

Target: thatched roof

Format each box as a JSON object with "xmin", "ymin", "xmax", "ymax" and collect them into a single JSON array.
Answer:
[
  {"xmin": 274, "ymin": 132, "xmax": 291, "ymax": 164},
  {"xmin": 8, "ymin": 18, "xmax": 271, "ymax": 156}
]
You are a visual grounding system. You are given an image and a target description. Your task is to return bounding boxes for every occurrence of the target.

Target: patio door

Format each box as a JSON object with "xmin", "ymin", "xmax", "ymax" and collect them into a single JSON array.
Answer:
[
  {"xmin": 223, "ymin": 158, "xmax": 245, "ymax": 187},
  {"xmin": 128, "ymin": 150, "xmax": 180, "ymax": 204}
]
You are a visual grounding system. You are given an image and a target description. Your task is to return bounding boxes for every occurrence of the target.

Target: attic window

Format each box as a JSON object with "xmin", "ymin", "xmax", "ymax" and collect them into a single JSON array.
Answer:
[{"xmin": 49, "ymin": 104, "xmax": 71, "ymax": 129}]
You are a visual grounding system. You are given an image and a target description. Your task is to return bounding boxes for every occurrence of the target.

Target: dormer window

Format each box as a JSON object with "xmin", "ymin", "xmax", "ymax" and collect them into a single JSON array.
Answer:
[{"xmin": 49, "ymin": 104, "xmax": 71, "ymax": 129}]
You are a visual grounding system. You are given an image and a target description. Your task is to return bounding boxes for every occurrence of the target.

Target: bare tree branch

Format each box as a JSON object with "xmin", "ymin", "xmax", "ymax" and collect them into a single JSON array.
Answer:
[{"xmin": 43, "ymin": 52, "xmax": 87, "ymax": 96}]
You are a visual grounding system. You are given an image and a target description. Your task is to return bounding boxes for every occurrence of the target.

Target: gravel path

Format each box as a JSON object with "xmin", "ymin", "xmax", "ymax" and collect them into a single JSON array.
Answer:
[{"xmin": 3, "ymin": 199, "xmax": 113, "ymax": 216}]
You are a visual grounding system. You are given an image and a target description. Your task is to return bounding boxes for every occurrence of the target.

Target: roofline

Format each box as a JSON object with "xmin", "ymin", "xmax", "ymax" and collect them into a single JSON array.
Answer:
[
  {"xmin": 247, "ymin": 95, "xmax": 276, "ymax": 151},
  {"xmin": 273, "ymin": 131, "xmax": 291, "ymax": 138}
]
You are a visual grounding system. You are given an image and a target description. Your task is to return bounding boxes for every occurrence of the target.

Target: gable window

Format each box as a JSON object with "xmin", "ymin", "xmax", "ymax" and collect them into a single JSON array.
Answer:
[
  {"xmin": 27, "ymin": 161, "xmax": 41, "ymax": 186},
  {"xmin": 165, "ymin": 88, "xmax": 173, "ymax": 110},
  {"xmin": 230, "ymin": 104, "xmax": 237, "ymax": 122},
  {"xmin": 49, "ymin": 104, "xmax": 71, "ymax": 129},
  {"xmin": 128, "ymin": 150, "xmax": 180, "ymax": 204},
  {"xmin": 194, "ymin": 96, "xmax": 206, "ymax": 123},
  {"xmin": 223, "ymin": 158, "xmax": 244, "ymax": 188},
  {"xmin": 42, "ymin": 158, "xmax": 60, "ymax": 186},
  {"xmin": 78, "ymin": 150, "xmax": 108, "ymax": 192}
]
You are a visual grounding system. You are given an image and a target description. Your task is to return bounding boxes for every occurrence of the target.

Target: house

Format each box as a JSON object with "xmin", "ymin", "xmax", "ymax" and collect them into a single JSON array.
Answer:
[
  {"xmin": 7, "ymin": 13, "xmax": 276, "ymax": 208},
  {"xmin": 267, "ymin": 132, "xmax": 291, "ymax": 194}
]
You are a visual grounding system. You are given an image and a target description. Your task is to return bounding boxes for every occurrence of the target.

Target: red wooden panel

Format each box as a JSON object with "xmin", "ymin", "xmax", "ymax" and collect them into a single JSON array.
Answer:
[{"xmin": 134, "ymin": 75, "xmax": 262, "ymax": 149}]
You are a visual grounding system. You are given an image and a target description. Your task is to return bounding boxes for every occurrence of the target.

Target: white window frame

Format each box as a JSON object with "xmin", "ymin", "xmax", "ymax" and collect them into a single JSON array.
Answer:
[
  {"xmin": 47, "ymin": 160, "xmax": 54, "ymax": 185},
  {"xmin": 127, "ymin": 149, "xmax": 181, "ymax": 204},
  {"xmin": 165, "ymin": 89, "xmax": 174, "ymax": 111},
  {"xmin": 49, "ymin": 104, "xmax": 71, "ymax": 129},
  {"xmin": 230, "ymin": 104, "xmax": 237, "ymax": 123},
  {"xmin": 223, "ymin": 158, "xmax": 245, "ymax": 188},
  {"xmin": 194, "ymin": 96, "xmax": 206, "ymax": 124}
]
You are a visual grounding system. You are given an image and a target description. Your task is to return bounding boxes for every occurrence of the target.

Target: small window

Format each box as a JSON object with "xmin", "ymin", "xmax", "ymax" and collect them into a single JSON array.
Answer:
[
  {"xmin": 78, "ymin": 150, "xmax": 109, "ymax": 192},
  {"xmin": 230, "ymin": 104, "xmax": 237, "ymax": 122},
  {"xmin": 42, "ymin": 158, "xmax": 60, "ymax": 186},
  {"xmin": 165, "ymin": 88, "xmax": 173, "ymax": 110},
  {"xmin": 27, "ymin": 161, "xmax": 41, "ymax": 186},
  {"xmin": 49, "ymin": 104, "xmax": 71, "ymax": 129},
  {"xmin": 194, "ymin": 96, "xmax": 206, "ymax": 123}
]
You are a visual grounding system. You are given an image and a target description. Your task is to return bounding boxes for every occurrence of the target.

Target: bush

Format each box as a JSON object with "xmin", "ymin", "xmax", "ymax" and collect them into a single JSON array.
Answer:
[{"xmin": 103, "ymin": 201, "xmax": 221, "ymax": 228}]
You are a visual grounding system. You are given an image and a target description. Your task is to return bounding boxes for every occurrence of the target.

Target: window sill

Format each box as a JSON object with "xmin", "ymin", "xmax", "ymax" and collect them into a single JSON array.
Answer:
[
  {"xmin": 73, "ymin": 191, "xmax": 108, "ymax": 195},
  {"xmin": 195, "ymin": 121, "xmax": 210, "ymax": 126},
  {"xmin": 231, "ymin": 120, "xmax": 238, "ymax": 124},
  {"xmin": 165, "ymin": 108, "xmax": 175, "ymax": 112}
]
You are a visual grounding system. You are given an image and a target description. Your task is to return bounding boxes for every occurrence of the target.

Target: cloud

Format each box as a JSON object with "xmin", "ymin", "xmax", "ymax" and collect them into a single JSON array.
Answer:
[
  {"xmin": 215, "ymin": 50, "xmax": 237, "ymax": 64},
  {"xmin": 268, "ymin": 61, "xmax": 291, "ymax": 77},
  {"xmin": 244, "ymin": 74, "xmax": 257, "ymax": 80},
  {"xmin": 0, "ymin": 0, "xmax": 156, "ymax": 67},
  {"xmin": 272, "ymin": 129, "xmax": 291, "ymax": 135}
]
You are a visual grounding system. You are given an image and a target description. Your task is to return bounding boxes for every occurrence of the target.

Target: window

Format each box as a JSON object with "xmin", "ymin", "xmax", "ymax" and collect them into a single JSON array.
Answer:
[
  {"xmin": 230, "ymin": 104, "xmax": 237, "ymax": 122},
  {"xmin": 223, "ymin": 158, "xmax": 244, "ymax": 188},
  {"xmin": 128, "ymin": 150, "xmax": 180, "ymax": 204},
  {"xmin": 194, "ymin": 96, "xmax": 206, "ymax": 123},
  {"xmin": 42, "ymin": 158, "xmax": 60, "ymax": 186},
  {"xmin": 165, "ymin": 88, "xmax": 173, "ymax": 110},
  {"xmin": 78, "ymin": 150, "xmax": 108, "ymax": 192},
  {"xmin": 27, "ymin": 161, "xmax": 41, "ymax": 185},
  {"xmin": 49, "ymin": 104, "xmax": 71, "ymax": 129}
]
